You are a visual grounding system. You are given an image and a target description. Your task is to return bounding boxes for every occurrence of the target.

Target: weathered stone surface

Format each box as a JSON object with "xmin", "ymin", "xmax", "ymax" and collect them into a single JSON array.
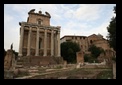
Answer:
[
  {"xmin": 4, "ymin": 70, "xmax": 14, "ymax": 79},
  {"xmin": 19, "ymin": 68, "xmax": 28, "ymax": 73},
  {"xmin": 16, "ymin": 56, "xmax": 63, "ymax": 67},
  {"xmin": 4, "ymin": 49, "xmax": 16, "ymax": 70},
  {"xmin": 76, "ymin": 51, "xmax": 84, "ymax": 64},
  {"xmin": 13, "ymin": 69, "xmax": 19, "ymax": 76},
  {"xmin": 60, "ymin": 34, "xmax": 112, "ymax": 53},
  {"xmin": 113, "ymin": 62, "xmax": 116, "ymax": 79},
  {"xmin": 58, "ymin": 76, "xmax": 67, "ymax": 79}
]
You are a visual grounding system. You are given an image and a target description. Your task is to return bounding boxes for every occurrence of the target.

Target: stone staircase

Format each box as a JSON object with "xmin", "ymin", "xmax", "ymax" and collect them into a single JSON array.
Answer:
[
  {"xmin": 15, "ymin": 58, "xmax": 23, "ymax": 69},
  {"xmin": 15, "ymin": 56, "xmax": 64, "ymax": 67}
]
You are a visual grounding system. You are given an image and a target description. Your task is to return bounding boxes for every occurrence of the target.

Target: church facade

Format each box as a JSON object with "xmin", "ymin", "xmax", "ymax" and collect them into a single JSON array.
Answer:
[
  {"xmin": 60, "ymin": 34, "xmax": 111, "ymax": 52},
  {"xmin": 18, "ymin": 9, "xmax": 61, "ymax": 57}
]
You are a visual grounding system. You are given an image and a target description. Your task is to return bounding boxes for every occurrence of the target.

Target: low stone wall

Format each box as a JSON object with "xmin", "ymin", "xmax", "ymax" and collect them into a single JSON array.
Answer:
[
  {"xmin": 84, "ymin": 62, "xmax": 106, "ymax": 65},
  {"xmin": 113, "ymin": 62, "xmax": 116, "ymax": 79},
  {"xmin": 4, "ymin": 70, "xmax": 14, "ymax": 79},
  {"xmin": 17, "ymin": 56, "xmax": 64, "ymax": 66},
  {"xmin": 82, "ymin": 64, "xmax": 110, "ymax": 69}
]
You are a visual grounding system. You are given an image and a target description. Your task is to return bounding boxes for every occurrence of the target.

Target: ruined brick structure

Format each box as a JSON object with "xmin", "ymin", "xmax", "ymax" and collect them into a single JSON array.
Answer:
[
  {"xmin": 4, "ymin": 49, "xmax": 15, "ymax": 70},
  {"xmin": 61, "ymin": 34, "xmax": 115, "ymax": 64},
  {"xmin": 60, "ymin": 34, "xmax": 110, "ymax": 53},
  {"xmin": 76, "ymin": 51, "xmax": 84, "ymax": 64}
]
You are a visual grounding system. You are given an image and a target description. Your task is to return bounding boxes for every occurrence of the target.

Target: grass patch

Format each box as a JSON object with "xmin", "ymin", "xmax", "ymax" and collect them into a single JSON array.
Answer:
[
  {"xmin": 55, "ymin": 65, "xmax": 63, "ymax": 69},
  {"xmin": 14, "ymin": 70, "xmax": 29, "ymax": 78},
  {"xmin": 96, "ymin": 70, "xmax": 113, "ymax": 79}
]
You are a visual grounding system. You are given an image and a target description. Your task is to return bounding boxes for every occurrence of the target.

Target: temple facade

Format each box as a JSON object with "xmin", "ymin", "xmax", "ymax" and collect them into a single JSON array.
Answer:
[{"xmin": 18, "ymin": 9, "xmax": 61, "ymax": 57}]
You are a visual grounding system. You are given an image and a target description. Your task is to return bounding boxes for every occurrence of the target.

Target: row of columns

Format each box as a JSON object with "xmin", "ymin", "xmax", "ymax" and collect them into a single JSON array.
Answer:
[{"xmin": 18, "ymin": 26, "xmax": 61, "ymax": 57}]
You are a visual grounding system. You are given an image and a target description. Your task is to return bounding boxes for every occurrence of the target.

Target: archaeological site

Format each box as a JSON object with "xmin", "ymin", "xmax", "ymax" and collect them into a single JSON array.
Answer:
[{"xmin": 4, "ymin": 9, "xmax": 116, "ymax": 79}]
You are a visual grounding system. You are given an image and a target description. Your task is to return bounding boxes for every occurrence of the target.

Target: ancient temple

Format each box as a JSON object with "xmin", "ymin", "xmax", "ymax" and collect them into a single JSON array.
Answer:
[{"xmin": 18, "ymin": 9, "xmax": 61, "ymax": 57}]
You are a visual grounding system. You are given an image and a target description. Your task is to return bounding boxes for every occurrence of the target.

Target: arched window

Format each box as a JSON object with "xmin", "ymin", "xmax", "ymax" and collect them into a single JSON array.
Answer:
[
  {"xmin": 90, "ymin": 40, "xmax": 93, "ymax": 44},
  {"xmin": 37, "ymin": 19, "xmax": 43, "ymax": 25},
  {"xmin": 38, "ymin": 20, "xmax": 41, "ymax": 25}
]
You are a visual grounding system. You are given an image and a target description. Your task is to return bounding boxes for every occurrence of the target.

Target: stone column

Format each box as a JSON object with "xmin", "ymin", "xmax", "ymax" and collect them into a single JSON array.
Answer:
[
  {"xmin": 27, "ymin": 27, "xmax": 32, "ymax": 56},
  {"xmin": 35, "ymin": 27, "xmax": 39, "ymax": 56},
  {"xmin": 51, "ymin": 30, "xmax": 54, "ymax": 56},
  {"xmin": 57, "ymin": 30, "xmax": 60, "ymax": 57},
  {"xmin": 43, "ymin": 29, "xmax": 47, "ymax": 56},
  {"xmin": 54, "ymin": 33, "xmax": 57, "ymax": 57},
  {"xmin": 18, "ymin": 26, "xmax": 24, "ymax": 57}
]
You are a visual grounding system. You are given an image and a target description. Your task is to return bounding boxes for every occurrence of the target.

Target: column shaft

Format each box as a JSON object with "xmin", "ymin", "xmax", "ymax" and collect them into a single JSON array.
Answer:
[
  {"xmin": 57, "ymin": 31, "xmax": 60, "ymax": 57},
  {"xmin": 54, "ymin": 33, "xmax": 57, "ymax": 56},
  {"xmin": 35, "ymin": 28, "xmax": 39, "ymax": 56},
  {"xmin": 43, "ymin": 29, "xmax": 47, "ymax": 56},
  {"xmin": 27, "ymin": 27, "xmax": 31, "ymax": 56},
  {"xmin": 51, "ymin": 30, "xmax": 54, "ymax": 56},
  {"xmin": 18, "ymin": 26, "xmax": 24, "ymax": 57}
]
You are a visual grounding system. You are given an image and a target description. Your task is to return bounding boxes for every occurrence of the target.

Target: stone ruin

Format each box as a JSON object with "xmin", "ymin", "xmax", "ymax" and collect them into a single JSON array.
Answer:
[
  {"xmin": 4, "ymin": 49, "xmax": 16, "ymax": 79},
  {"xmin": 4, "ymin": 49, "xmax": 16, "ymax": 70},
  {"xmin": 76, "ymin": 51, "xmax": 84, "ymax": 68},
  {"xmin": 97, "ymin": 48, "xmax": 116, "ymax": 66}
]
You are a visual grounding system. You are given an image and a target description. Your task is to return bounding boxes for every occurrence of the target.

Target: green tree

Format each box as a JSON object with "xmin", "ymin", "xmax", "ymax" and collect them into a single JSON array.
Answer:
[
  {"xmin": 84, "ymin": 54, "xmax": 90, "ymax": 62},
  {"xmin": 61, "ymin": 42, "xmax": 80, "ymax": 63},
  {"xmin": 107, "ymin": 6, "xmax": 116, "ymax": 51},
  {"xmin": 88, "ymin": 45, "xmax": 104, "ymax": 58}
]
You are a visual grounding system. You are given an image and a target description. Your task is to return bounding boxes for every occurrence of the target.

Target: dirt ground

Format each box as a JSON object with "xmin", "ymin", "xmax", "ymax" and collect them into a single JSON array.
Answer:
[{"xmin": 29, "ymin": 68, "xmax": 112, "ymax": 79}]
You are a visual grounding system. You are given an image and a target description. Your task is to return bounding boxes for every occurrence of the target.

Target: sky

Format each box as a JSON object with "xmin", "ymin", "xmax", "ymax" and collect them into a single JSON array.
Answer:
[{"xmin": 4, "ymin": 4, "xmax": 116, "ymax": 52}]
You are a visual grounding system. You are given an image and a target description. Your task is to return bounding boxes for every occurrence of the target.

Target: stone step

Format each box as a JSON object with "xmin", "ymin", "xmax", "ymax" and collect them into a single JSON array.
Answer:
[
  {"xmin": 15, "ymin": 65, "xmax": 23, "ymax": 68},
  {"xmin": 16, "ymin": 62, "xmax": 23, "ymax": 64},
  {"xmin": 28, "ymin": 69, "xmax": 39, "ymax": 73},
  {"xmin": 58, "ymin": 77, "xmax": 67, "ymax": 79},
  {"xmin": 17, "ymin": 59, "xmax": 23, "ymax": 62},
  {"xmin": 29, "ymin": 73, "xmax": 39, "ymax": 75}
]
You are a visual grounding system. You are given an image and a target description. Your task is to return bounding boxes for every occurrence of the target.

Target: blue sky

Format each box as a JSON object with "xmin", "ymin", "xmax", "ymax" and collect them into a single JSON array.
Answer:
[{"xmin": 4, "ymin": 4, "xmax": 116, "ymax": 52}]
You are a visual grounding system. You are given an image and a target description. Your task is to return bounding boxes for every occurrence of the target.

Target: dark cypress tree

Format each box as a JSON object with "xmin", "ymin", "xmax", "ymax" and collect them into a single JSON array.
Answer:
[{"xmin": 107, "ymin": 6, "xmax": 116, "ymax": 51}]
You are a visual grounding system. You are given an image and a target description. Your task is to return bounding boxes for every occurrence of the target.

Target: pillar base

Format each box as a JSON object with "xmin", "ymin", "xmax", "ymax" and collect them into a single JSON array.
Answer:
[
  {"xmin": 57, "ymin": 55, "xmax": 61, "ymax": 57},
  {"xmin": 27, "ymin": 54, "xmax": 30, "ymax": 56},
  {"xmin": 35, "ymin": 54, "xmax": 39, "ymax": 56},
  {"xmin": 51, "ymin": 55, "xmax": 54, "ymax": 57},
  {"xmin": 43, "ymin": 55, "xmax": 47, "ymax": 57},
  {"xmin": 18, "ymin": 53, "xmax": 22, "ymax": 57}
]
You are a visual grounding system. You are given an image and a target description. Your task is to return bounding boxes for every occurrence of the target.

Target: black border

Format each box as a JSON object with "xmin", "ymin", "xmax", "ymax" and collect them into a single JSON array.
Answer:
[{"xmin": 3, "ymin": 1, "xmax": 118, "ymax": 85}]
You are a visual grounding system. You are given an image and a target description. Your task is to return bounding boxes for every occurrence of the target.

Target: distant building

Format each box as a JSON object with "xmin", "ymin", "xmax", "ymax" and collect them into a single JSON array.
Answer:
[{"xmin": 60, "ymin": 34, "xmax": 111, "ymax": 52}]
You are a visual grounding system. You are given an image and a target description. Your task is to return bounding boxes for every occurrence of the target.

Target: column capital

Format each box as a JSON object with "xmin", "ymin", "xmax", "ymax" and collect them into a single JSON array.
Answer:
[
  {"xmin": 56, "ymin": 30, "xmax": 60, "ymax": 34},
  {"xmin": 57, "ymin": 30, "xmax": 60, "ymax": 34},
  {"xmin": 30, "ymin": 26, "xmax": 32, "ymax": 30},
  {"xmin": 57, "ymin": 26, "xmax": 61, "ymax": 29},
  {"xmin": 36, "ymin": 27, "xmax": 39, "ymax": 31},
  {"xmin": 51, "ymin": 29, "xmax": 54, "ymax": 33}
]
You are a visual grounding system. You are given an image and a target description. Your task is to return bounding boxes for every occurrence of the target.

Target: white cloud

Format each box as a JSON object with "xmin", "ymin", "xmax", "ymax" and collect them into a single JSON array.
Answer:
[
  {"xmin": 88, "ymin": 22, "xmax": 109, "ymax": 38},
  {"xmin": 74, "ymin": 4, "xmax": 101, "ymax": 21}
]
